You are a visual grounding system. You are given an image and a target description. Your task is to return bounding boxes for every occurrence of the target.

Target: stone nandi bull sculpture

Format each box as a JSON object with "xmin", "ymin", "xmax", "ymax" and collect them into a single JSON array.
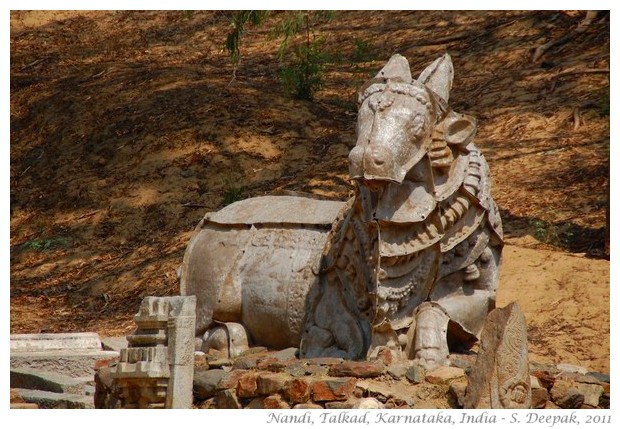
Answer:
[{"xmin": 179, "ymin": 54, "xmax": 503, "ymax": 369}]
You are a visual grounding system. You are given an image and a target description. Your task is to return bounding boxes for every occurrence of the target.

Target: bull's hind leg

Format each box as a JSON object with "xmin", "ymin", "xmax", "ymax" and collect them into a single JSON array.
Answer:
[{"xmin": 200, "ymin": 322, "xmax": 250, "ymax": 359}]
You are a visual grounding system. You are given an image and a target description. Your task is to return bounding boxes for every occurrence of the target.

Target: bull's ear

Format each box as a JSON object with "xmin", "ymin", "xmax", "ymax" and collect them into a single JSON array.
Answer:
[
  {"xmin": 444, "ymin": 112, "xmax": 477, "ymax": 147},
  {"xmin": 418, "ymin": 53, "xmax": 454, "ymax": 103},
  {"xmin": 375, "ymin": 54, "xmax": 412, "ymax": 82}
]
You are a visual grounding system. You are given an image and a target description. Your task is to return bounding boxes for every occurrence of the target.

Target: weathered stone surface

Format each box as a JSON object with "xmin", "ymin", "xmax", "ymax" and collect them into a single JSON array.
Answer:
[
  {"xmin": 193, "ymin": 369, "xmax": 227, "ymax": 400},
  {"xmin": 14, "ymin": 388, "xmax": 94, "ymax": 409},
  {"xmin": 94, "ymin": 366, "xmax": 120, "ymax": 409},
  {"xmin": 355, "ymin": 397, "xmax": 384, "ymax": 409},
  {"xmin": 531, "ymin": 387, "xmax": 549, "ymax": 409},
  {"xmin": 387, "ymin": 363, "xmax": 408, "ymax": 379},
  {"xmin": 328, "ymin": 361, "xmax": 384, "ymax": 378},
  {"xmin": 305, "ymin": 364, "xmax": 330, "ymax": 376},
  {"xmin": 325, "ymin": 400, "xmax": 353, "ymax": 409},
  {"xmin": 586, "ymin": 372, "xmax": 610, "ymax": 384},
  {"xmin": 405, "ymin": 364, "xmax": 426, "ymax": 384},
  {"xmin": 11, "ymin": 332, "xmax": 103, "ymax": 352},
  {"xmin": 272, "ymin": 348, "xmax": 299, "ymax": 361},
  {"xmin": 236, "ymin": 372, "xmax": 258, "ymax": 398},
  {"xmin": 556, "ymin": 371, "xmax": 604, "ymax": 385},
  {"xmin": 10, "ymin": 403, "xmax": 39, "ymax": 409},
  {"xmin": 207, "ymin": 357, "xmax": 232, "ymax": 368},
  {"xmin": 286, "ymin": 362, "xmax": 307, "ymax": 377},
  {"xmin": 283, "ymin": 377, "xmax": 311, "ymax": 404},
  {"xmin": 448, "ymin": 380, "xmax": 467, "ymax": 407},
  {"xmin": 550, "ymin": 379, "xmax": 585, "ymax": 409},
  {"xmin": 217, "ymin": 369, "xmax": 245, "ymax": 390},
  {"xmin": 556, "ymin": 363, "xmax": 588, "ymax": 375},
  {"xmin": 464, "ymin": 302, "xmax": 531, "ymax": 409},
  {"xmin": 257, "ymin": 372, "xmax": 290, "ymax": 395},
  {"xmin": 194, "ymin": 352, "xmax": 208, "ymax": 368},
  {"xmin": 257, "ymin": 357, "xmax": 288, "ymax": 372},
  {"xmin": 575, "ymin": 382, "xmax": 604, "ymax": 407},
  {"xmin": 10, "ymin": 367, "xmax": 87, "ymax": 395},
  {"xmin": 264, "ymin": 393, "xmax": 291, "ymax": 409},
  {"xmin": 214, "ymin": 389, "xmax": 241, "ymax": 409},
  {"xmin": 293, "ymin": 402, "xmax": 324, "ymax": 409},
  {"xmin": 303, "ymin": 357, "xmax": 344, "ymax": 366},
  {"xmin": 312, "ymin": 378, "xmax": 356, "ymax": 402},
  {"xmin": 425, "ymin": 366, "xmax": 465, "ymax": 383},
  {"xmin": 10, "ymin": 349, "xmax": 120, "ymax": 378},
  {"xmin": 531, "ymin": 370, "xmax": 555, "ymax": 390},
  {"xmin": 449, "ymin": 353, "xmax": 477, "ymax": 370},
  {"xmin": 100, "ymin": 336, "xmax": 128, "ymax": 352},
  {"xmin": 245, "ymin": 397, "xmax": 266, "ymax": 409},
  {"xmin": 232, "ymin": 356, "xmax": 260, "ymax": 370}
]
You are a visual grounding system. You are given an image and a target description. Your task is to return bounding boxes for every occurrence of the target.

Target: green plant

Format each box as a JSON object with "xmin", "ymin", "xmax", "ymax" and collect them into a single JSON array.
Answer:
[
  {"xmin": 272, "ymin": 11, "xmax": 334, "ymax": 100},
  {"xmin": 529, "ymin": 219, "xmax": 574, "ymax": 248},
  {"xmin": 279, "ymin": 37, "xmax": 327, "ymax": 100},
  {"xmin": 353, "ymin": 38, "xmax": 374, "ymax": 62},
  {"xmin": 222, "ymin": 181, "xmax": 245, "ymax": 206},
  {"xmin": 224, "ymin": 11, "xmax": 334, "ymax": 100},
  {"xmin": 20, "ymin": 237, "xmax": 68, "ymax": 252},
  {"xmin": 225, "ymin": 11, "xmax": 270, "ymax": 65}
]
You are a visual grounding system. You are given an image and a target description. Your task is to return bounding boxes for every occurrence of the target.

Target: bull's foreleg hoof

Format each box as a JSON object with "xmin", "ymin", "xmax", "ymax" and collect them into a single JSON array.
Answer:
[
  {"xmin": 201, "ymin": 322, "xmax": 249, "ymax": 359},
  {"xmin": 411, "ymin": 302, "xmax": 451, "ymax": 370}
]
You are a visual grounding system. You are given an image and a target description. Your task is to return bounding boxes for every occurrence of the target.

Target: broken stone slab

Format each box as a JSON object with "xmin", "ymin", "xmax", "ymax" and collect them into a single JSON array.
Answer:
[
  {"xmin": 355, "ymin": 397, "xmax": 384, "ymax": 409},
  {"xmin": 312, "ymin": 377, "xmax": 356, "ymax": 402},
  {"xmin": 10, "ymin": 367, "xmax": 89, "ymax": 395},
  {"xmin": 574, "ymin": 382, "xmax": 604, "ymax": 408},
  {"xmin": 283, "ymin": 377, "xmax": 312, "ymax": 404},
  {"xmin": 214, "ymin": 389, "xmax": 242, "ymax": 409},
  {"xmin": 14, "ymin": 388, "xmax": 94, "ymax": 409},
  {"xmin": 464, "ymin": 302, "xmax": 531, "ymax": 409},
  {"xmin": 10, "ymin": 349, "xmax": 120, "ymax": 378},
  {"xmin": 405, "ymin": 364, "xmax": 426, "ymax": 384},
  {"xmin": 425, "ymin": 366, "xmax": 465, "ymax": 383},
  {"xmin": 256, "ymin": 372, "xmax": 290, "ymax": 395},
  {"xmin": 10, "ymin": 403, "xmax": 39, "ymax": 409},
  {"xmin": 263, "ymin": 393, "xmax": 291, "ymax": 409},
  {"xmin": 100, "ymin": 336, "xmax": 128, "ymax": 352},
  {"xmin": 556, "ymin": 363, "xmax": 588, "ymax": 375},
  {"xmin": 10, "ymin": 332, "xmax": 103, "ymax": 352},
  {"xmin": 193, "ymin": 369, "xmax": 227, "ymax": 400},
  {"xmin": 550, "ymin": 379, "xmax": 585, "ymax": 409},
  {"xmin": 328, "ymin": 361, "xmax": 385, "ymax": 378},
  {"xmin": 448, "ymin": 380, "xmax": 467, "ymax": 407},
  {"xmin": 531, "ymin": 387, "xmax": 549, "ymax": 409}
]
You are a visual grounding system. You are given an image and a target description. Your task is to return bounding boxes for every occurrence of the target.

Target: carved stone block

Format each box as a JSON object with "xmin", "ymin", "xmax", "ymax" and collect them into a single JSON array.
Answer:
[
  {"xmin": 463, "ymin": 302, "xmax": 531, "ymax": 408},
  {"xmin": 105, "ymin": 295, "xmax": 196, "ymax": 409}
]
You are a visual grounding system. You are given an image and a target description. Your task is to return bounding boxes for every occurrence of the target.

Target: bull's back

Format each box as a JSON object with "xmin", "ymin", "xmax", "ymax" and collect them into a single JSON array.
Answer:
[{"xmin": 179, "ymin": 196, "xmax": 345, "ymax": 348}]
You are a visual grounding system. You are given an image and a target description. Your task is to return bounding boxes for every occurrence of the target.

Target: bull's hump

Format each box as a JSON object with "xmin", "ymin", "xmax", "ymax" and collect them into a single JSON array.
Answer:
[{"xmin": 206, "ymin": 196, "xmax": 346, "ymax": 227}]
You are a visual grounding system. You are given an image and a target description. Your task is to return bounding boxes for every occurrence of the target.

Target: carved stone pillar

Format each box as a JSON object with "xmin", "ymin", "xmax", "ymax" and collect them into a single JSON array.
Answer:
[{"xmin": 112, "ymin": 296, "xmax": 196, "ymax": 409}]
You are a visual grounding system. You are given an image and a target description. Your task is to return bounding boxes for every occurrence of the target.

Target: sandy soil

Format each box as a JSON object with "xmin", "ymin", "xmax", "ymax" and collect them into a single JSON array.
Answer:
[{"xmin": 10, "ymin": 11, "xmax": 609, "ymax": 373}]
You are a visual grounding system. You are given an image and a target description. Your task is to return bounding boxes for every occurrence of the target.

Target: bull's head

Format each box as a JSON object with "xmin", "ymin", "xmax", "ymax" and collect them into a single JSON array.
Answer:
[
  {"xmin": 348, "ymin": 54, "xmax": 476, "ymax": 222},
  {"xmin": 349, "ymin": 54, "xmax": 456, "ymax": 185}
]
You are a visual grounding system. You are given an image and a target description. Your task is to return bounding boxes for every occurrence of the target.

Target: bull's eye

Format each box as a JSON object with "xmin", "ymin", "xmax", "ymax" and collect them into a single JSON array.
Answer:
[{"xmin": 409, "ymin": 113, "xmax": 426, "ymax": 137}]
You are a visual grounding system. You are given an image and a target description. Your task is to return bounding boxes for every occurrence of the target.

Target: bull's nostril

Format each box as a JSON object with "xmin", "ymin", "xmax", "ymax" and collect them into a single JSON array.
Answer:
[{"xmin": 373, "ymin": 158, "xmax": 385, "ymax": 166}]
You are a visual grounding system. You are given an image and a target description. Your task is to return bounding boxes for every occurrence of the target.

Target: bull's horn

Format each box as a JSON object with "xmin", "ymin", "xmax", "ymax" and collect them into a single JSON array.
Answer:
[
  {"xmin": 375, "ymin": 53, "xmax": 412, "ymax": 83},
  {"xmin": 417, "ymin": 53, "xmax": 454, "ymax": 103}
]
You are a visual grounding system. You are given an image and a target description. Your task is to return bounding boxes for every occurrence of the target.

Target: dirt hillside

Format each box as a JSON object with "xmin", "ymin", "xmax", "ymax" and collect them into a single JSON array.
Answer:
[{"xmin": 10, "ymin": 11, "xmax": 609, "ymax": 373}]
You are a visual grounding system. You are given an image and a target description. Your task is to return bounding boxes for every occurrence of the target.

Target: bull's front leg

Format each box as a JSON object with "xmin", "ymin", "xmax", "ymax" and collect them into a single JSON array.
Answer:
[
  {"xmin": 410, "ymin": 302, "xmax": 451, "ymax": 370},
  {"xmin": 300, "ymin": 274, "xmax": 369, "ymax": 360}
]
